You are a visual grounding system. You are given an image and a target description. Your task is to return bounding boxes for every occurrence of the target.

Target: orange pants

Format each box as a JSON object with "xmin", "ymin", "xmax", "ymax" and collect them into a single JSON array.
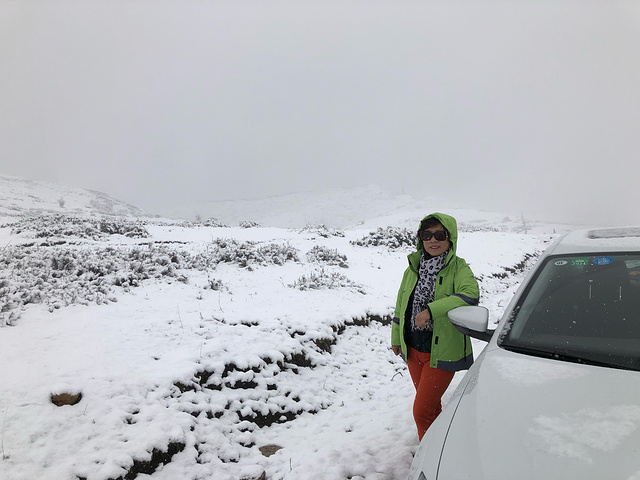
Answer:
[{"xmin": 407, "ymin": 346, "xmax": 455, "ymax": 440}]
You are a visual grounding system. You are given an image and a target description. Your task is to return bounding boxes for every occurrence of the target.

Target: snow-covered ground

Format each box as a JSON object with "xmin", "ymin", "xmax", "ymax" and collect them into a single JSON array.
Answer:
[{"xmin": 0, "ymin": 176, "xmax": 573, "ymax": 479}]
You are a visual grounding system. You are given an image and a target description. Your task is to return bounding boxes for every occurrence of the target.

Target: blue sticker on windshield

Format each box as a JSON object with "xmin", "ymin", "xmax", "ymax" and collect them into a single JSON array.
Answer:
[{"xmin": 593, "ymin": 256, "xmax": 614, "ymax": 265}]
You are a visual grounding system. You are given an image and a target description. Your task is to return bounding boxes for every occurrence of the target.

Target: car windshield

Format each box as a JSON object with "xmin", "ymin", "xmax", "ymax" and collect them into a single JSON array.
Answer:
[{"xmin": 499, "ymin": 253, "xmax": 640, "ymax": 372}]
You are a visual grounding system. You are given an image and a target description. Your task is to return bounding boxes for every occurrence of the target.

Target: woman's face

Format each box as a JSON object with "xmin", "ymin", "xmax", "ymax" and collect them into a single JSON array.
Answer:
[{"xmin": 421, "ymin": 223, "xmax": 451, "ymax": 257}]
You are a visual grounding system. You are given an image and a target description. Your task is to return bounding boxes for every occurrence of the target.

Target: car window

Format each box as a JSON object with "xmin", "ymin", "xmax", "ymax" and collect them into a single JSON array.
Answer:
[{"xmin": 499, "ymin": 253, "xmax": 640, "ymax": 371}]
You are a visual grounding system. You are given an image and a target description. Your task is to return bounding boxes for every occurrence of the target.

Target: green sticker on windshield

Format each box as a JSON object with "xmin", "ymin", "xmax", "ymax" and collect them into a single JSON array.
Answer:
[{"xmin": 571, "ymin": 257, "xmax": 590, "ymax": 266}]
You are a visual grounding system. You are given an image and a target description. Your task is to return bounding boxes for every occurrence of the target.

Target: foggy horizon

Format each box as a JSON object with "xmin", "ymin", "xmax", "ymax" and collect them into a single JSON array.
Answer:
[{"xmin": 2, "ymin": 0, "xmax": 639, "ymax": 226}]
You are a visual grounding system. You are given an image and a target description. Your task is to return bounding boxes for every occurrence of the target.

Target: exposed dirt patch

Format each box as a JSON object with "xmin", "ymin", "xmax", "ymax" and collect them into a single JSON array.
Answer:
[
  {"xmin": 259, "ymin": 444, "xmax": 283, "ymax": 457},
  {"xmin": 51, "ymin": 392, "xmax": 82, "ymax": 407}
]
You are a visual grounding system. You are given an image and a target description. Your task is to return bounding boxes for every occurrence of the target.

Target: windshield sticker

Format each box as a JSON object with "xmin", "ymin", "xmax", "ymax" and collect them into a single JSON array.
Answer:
[
  {"xmin": 554, "ymin": 260, "xmax": 568, "ymax": 266},
  {"xmin": 593, "ymin": 256, "xmax": 614, "ymax": 266},
  {"xmin": 570, "ymin": 257, "xmax": 590, "ymax": 266}
]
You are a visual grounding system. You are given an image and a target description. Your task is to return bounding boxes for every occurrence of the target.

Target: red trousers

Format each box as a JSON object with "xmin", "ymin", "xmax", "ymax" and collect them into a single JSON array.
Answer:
[{"xmin": 407, "ymin": 346, "xmax": 455, "ymax": 440}]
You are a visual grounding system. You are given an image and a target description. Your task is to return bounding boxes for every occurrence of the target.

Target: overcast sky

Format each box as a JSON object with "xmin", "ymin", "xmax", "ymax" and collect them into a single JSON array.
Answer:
[{"xmin": 1, "ymin": 0, "xmax": 639, "ymax": 226}]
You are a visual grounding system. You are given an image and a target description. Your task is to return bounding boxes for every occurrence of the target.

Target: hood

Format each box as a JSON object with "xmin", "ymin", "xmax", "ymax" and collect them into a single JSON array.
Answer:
[
  {"xmin": 416, "ymin": 212, "xmax": 459, "ymax": 258},
  {"xmin": 436, "ymin": 347, "xmax": 640, "ymax": 479}
]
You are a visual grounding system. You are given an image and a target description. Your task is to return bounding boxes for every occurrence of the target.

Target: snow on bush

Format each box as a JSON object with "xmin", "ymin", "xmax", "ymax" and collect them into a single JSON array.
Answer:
[
  {"xmin": 239, "ymin": 220, "xmax": 261, "ymax": 228},
  {"xmin": 204, "ymin": 277, "xmax": 227, "ymax": 291},
  {"xmin": 458, "ymin": 222, "xmax": 500, "ymax": 233},
  {"xmin": 4, "ymin": 214, "xmax": 150, "ymax": 240},
  {"xmin": 305, "ymin": 245, "xmax": 349, "ymax": 268},
  {"xmin": 179, "ymin": 217, "xmax": 231, "ymax": 228},
  {"xmin": 351, "ymin": 226, "xmax": 415, "ymax": 250},
  {"xmin": 0, "ymin": 243, "xmax": 218, "ymax": 325},
  {"xmin": 289, "ymin": 268, "xmax": 365, "ymax": 293},
  {"xmin": 298, "ymin": 224, "xmax": 345, "ymax": 238},
  {"xmin": 201, "ymin": 217, "xmax": 230, "ymax": 228},
  {"xmin": 209, "ymin": 238, "xmax": 299, "ymax": 269},
  {"xmin": 0, "ymin": 236, "xmax": 302, "ymax": 325}
]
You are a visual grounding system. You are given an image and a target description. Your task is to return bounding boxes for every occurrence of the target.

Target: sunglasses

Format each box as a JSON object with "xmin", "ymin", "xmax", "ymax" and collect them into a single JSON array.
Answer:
[{"xmin": 420, "ymin": 230, "xmax": 449, "ymax": 242}]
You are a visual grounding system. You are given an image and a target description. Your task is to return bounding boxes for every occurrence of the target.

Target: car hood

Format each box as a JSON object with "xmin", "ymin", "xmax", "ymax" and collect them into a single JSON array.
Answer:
[{"xmin": 438, "ymin": 346, "xmax": 640, "ymax": 480}]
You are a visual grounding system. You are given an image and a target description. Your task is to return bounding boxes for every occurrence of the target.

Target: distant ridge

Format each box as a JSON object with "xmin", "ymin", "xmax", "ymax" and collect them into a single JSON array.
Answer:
[
  {"xmin": 0, "ymin": 175, "xmax": 148, "ymax": 219},
  {"xmin": 0, "ymin": 175, "xmax": 576, "ymax": 234},
  {"xmin": 159, "ymin": 184, "xmax": 464, "ymax": 229},
  {"xmin": 157, "ymin": 184, "xmax": 571, "ymax": 233}
]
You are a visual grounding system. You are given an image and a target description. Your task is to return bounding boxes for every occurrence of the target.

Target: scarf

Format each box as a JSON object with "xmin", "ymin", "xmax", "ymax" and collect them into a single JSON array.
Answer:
[{"xmin": 410, "ymin": 250, "xmax": 448, "ymax": 331}]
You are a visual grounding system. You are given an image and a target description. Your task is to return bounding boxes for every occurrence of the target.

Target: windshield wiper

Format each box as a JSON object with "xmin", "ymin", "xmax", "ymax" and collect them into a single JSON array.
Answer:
[
  {"xmin": 550, "ymin": 352, "xmax": 638, "ymax": 371},
  {"xmin": 501, "ymin": 344, "xmax": 557, "ymax": 359},
  {"xmin": 503, "ymin": 344, "xmax": 638, "ymax": 371}
]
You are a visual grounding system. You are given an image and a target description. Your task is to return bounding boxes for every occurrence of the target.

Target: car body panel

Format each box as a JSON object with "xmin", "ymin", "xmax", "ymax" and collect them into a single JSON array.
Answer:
[{"xmin": 436, "ymin": 347, "xmax": 640, "ymax": 479}]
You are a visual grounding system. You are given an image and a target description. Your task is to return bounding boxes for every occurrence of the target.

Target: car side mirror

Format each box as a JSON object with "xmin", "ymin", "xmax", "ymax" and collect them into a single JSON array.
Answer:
[{"xmin": 448, "ymin": 306, "xmax": 494, "ymax": 342}]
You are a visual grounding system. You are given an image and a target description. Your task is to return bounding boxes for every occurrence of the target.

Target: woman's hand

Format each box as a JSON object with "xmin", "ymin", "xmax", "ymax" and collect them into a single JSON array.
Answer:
[
  {"xmin": 414, "ymin": 309, "xmax": 431, "ymax": 329},
  {"xmin": 391, "ymin": 345, "xmax": 402, "ymax": 356}
]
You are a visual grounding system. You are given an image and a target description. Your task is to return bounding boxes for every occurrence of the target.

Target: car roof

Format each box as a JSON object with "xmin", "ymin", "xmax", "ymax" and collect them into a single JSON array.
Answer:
[{"xmin": 547, "ymin": 227, "xmax": 640, "ymax": 256}]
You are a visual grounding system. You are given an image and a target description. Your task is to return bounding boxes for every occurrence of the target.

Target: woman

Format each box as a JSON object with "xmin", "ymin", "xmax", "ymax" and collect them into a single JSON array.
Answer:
[{"xmin": 391, "ymin": 212, "xmax": 479, "ymax": 440}]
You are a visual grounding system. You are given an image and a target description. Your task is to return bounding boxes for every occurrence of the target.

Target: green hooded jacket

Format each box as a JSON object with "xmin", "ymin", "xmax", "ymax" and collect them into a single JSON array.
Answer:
[{"xmin": 391, "ymin": 212, "xmax": 479, "ymax": 371}]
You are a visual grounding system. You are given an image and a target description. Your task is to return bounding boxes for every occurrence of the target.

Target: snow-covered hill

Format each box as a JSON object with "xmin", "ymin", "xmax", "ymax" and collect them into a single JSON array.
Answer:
[
  {"xmin": 0, "ymin": 175, "xmax": 148, "ymax": 219},
  {"xmin": 0, "ymin": 174, "xmax": 578, "ymax": 235},
  {"xmin": 159, "ymin": 182, "xmax": 576, "ymax": 233},
  {"xmin": 0, "ymin": 175, "xmax": 572, "ymax": 480}
]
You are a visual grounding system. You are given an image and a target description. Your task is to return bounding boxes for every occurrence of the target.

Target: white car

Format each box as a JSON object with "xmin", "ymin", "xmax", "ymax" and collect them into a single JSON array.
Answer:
[{"xmin": 409, "ymin": 227, "xmax": 640, "ymax": 480}]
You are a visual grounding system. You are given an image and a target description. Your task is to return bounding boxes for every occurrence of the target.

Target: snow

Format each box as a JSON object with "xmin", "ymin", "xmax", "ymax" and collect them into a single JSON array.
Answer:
[
  {"xmin": 530, "ymin": 406, "xmax": 640, "ymax": 462},
  {"xmin": 490, "ymin": 355, "xmax": 589, "ymax": 387},
  {"xmin": 0, "ymin": 176, "xmax": 573, "ymax": 479}
]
